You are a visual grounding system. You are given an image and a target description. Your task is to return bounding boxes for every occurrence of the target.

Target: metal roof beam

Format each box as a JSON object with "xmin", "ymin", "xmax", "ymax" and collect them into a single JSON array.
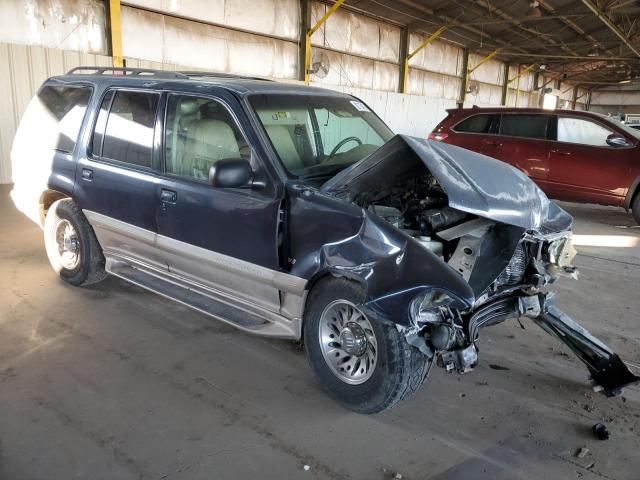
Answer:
[{"xmin": 580, "ymin": 0, "xmax": 640, "ymax": 58}]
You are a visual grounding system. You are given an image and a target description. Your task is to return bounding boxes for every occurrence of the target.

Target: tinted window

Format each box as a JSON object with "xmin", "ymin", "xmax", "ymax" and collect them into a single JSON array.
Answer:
[
  {"xmin": 164, "ymin": 94, "xmax": 249, "ymax": 181},
  {"xmin": 455, "ymin": 114, "xmax": 493, "ymax": 133},
  {"xmin": 500, "ymin": 114, "xmax": 549, "ymax": 140},
  {"xmin": 20, "ymin": 85, "xmax": 91, "ymax": 153},
  {"xmin": 101, "ymin": 90, "xmax": 159, "ymax": 168},
  {"xmin": 557, "ymin": 117, "xmax": 614, "ymax": 147}
]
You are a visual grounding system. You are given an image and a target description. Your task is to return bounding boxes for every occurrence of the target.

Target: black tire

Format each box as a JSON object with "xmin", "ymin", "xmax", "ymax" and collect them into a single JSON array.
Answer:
[
  {"xmin": 303, "ymin": 277, "xmax": 431, "ymax": 414},
  {"xmin": 43, "ymin": 198, "xmax": 107, "ymax": 286},
  {"xmin": 632, "ymin": 193, "xmax": 640, "ymax": 225}
]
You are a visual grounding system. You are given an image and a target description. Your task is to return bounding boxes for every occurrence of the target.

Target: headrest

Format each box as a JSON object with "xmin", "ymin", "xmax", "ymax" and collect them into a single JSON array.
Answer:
[{"xmin": 179, "ymin": 99, "xmax": 200, "ymax": 116}]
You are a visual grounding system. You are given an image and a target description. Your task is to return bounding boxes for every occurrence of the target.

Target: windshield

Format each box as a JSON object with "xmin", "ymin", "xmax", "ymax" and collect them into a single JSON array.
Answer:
[
  {"xmin": 249, "ymin": 94, "xmax": 394, "ymax": 178},
  {"xmin": 591, "ymin": 112, "xmax": 640, "ymax": 141}
]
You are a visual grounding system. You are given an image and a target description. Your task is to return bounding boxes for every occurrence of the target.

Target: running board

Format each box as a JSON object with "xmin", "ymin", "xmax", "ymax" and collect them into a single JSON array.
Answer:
[{"xmin": 107, "ymin": 261, "xmax": 298, "ymax": 338}]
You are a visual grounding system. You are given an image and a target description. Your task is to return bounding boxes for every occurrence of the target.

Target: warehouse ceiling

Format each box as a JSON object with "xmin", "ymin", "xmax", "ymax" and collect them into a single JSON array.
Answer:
[{"xmin": 345, "ymin": 0, "xmax": 640, "ymax": 88}]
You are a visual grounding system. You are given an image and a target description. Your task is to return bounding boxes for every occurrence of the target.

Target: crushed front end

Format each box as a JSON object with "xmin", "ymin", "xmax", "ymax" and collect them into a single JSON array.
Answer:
[
  {"xmin": 322, "ymin": 135, "xmax": 639, "ymax": 397},
  {"xmin": 408, "ymin": 227, "xmax": 638, "ymax": 397}
]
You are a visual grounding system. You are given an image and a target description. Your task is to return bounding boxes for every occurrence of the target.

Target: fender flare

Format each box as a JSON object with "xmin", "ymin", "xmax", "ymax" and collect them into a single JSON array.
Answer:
[{"xmin": 623, "ymin": 176, "xmax": 640, "ymax": 211}]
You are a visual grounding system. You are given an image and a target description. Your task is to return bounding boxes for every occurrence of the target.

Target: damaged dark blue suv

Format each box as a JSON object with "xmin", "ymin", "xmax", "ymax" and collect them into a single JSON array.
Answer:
[{"xmin": 11, "ymin": 67, "xmax": 638, "ymax": 413}]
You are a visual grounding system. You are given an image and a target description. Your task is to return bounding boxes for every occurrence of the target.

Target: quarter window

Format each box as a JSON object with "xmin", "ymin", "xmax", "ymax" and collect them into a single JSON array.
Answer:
[
  {"xmin": 454, "ymin": 114, "xmax": 493, "ymax": 134},
  {"xmin": 20, "ymin": 85, "xmax": 92, "ymax": 153},
  {"xmin": 557, "ymin": 117, "xmax": 614, "ymax": 147},
  {"xmin": 500, "ymin": 114, "xmax": 549, "ymax": 140},
  {"xmin": 164, "ymin": 94, "xmax": 249, "ymax": 181},
  {"xmin": 100, "ymin": 90, "xmax": 159, "ymax": 168}
]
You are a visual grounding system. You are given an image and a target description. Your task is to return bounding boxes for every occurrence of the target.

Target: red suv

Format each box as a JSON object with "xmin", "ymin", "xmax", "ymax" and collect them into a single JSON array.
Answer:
[{"xmin": 430, "ymin": 108, "xmax": 640, "ymax": 223}]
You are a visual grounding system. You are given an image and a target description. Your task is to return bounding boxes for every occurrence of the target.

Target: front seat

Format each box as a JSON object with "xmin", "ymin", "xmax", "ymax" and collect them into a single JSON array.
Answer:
[
  {"xmin": 181, "ymin": 119, "xmax": 240, "ymax": 180},
  {"xmin": 264, "ymin": 125, "xmax": 304, "ymax": 172}
]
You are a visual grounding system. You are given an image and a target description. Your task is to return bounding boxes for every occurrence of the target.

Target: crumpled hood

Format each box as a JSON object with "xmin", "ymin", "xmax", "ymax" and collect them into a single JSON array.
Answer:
[{"xmin": 321, "ymin": 135, "xmax": 572, "ymax": 233}]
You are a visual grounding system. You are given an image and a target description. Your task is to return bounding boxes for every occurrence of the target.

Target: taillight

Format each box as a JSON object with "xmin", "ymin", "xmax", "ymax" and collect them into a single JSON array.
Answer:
[{"xmin": 428, "ymin": 132, "xmax": 449, "ymax": 141}]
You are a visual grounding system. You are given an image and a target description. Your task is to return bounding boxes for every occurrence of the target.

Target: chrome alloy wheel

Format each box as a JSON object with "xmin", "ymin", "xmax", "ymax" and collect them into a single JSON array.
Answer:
[
  {"xmin": 318, "ymin": 300, "xmax": 378, "ymax": 385},
  {"xmin": 53, "ymin": 219, "xmax": 81, "ymax": 270}
]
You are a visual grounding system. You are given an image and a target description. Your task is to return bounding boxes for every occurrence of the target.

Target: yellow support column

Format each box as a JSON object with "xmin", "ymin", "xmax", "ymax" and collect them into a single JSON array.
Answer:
[
  {"xmin": 463, "ymin": 49, "xmax": 500, "ymax": 103},
  {"xmin": 109, "ymin": 0, "xmax": 123, "ymax": 68},
  {"xmin": 304, "ymin": 0, "xmax": 346, "ymax": 84},
  {"xmin": 507, "ymin": 63, "xmax": 537, "ymax": 107},
  {"xmin": 401, "ymin": 26, "xmax": 446, "ymax": 94}
]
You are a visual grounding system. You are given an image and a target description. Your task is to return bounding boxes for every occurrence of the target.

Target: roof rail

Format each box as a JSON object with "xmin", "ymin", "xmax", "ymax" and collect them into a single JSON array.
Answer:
[
  {"xmin": 66, "ymin": 66, "xmax": 188, "ymax": 79},
  {"xmin": 178, "ymin": 71, "xmax": 273, "ymax": 82}
]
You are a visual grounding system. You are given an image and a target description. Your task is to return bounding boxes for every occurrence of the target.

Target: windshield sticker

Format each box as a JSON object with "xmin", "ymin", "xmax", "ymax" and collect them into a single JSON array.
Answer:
[{"xmin": 350, "ymin": 100, "xmax": 370, "ymax": 112}]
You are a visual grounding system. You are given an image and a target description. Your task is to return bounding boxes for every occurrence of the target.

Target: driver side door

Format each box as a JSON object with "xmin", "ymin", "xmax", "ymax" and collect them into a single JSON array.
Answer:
[
  {"xmin": 156, "ymin": 91, "xmax": 284, "ymax": 314},
  {"xmin": 547, "ymin": 115, "xmax": 633, "ymax": 205}
]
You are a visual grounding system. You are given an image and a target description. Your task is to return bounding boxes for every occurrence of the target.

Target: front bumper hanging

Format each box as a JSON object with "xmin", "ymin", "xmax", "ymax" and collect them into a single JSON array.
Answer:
[{"xmin": 531, "ymin": 296, "xmax": 639, "ymax": 397}]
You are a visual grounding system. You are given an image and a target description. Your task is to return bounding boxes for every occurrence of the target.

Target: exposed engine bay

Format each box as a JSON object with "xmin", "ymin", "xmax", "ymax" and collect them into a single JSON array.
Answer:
[{"xmin": 358, "ymin": 171, "xmax": 564, "ymax": 298}]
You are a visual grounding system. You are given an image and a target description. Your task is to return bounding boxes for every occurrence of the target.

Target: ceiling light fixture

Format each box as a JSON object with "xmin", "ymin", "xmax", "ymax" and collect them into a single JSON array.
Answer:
[
  {"xmin": 587, "ymin": 45, "xmax": 600, "ymax": 57},
  {"xmin": 619, "ymin": 79, "xmax": 632, "ymax": 84},
  {"xmin": 527, "ymin": 1, "xmax": 543, "ymax": 18}
]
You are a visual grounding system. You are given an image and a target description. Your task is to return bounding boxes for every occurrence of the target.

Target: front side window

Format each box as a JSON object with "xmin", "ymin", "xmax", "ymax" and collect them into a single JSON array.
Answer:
[
  {"xmin": 500, "ymin": 114, "xmax": 549, "ymax": 140},
  {"xmin": 164, "ymin": 94, "xmax": 249, "ymax": 181},
  {"xmin": 18, "ymin": 85, "xmax": 92, "ymax": 154},
  {"xmin": 100, "ymin": 90, "xmax": 159, "ymax": 168},
  {"xmin": 454, "ymin": 114, "xmax": 493, "ymax": 134},
  {"xmin": 557, "ymin": 116, "xmax": 614, "ymax": 147},
  {"xmin": 250, "ymin": 94, "xmax": 393, "ymax": 177}
]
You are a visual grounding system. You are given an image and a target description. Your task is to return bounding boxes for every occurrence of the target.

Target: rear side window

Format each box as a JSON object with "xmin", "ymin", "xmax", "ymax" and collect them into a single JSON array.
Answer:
[
  {"xmin": 454, "ymin": 114, "xmax": 493, "ymax": 134},
  {"xmin": 97, "ymin": 90, "xmax": 159, "ymax": 168},
  {"xmin": 18, "ymin": 85, "xmax": 92, "ymax": 153},
  {"xmin": 500, "ymin": 114, "xmax": 549, "ymax": 140},
  {"xmin": 557, "ymin": 117, "xmax": 614, "ymax": 147}
]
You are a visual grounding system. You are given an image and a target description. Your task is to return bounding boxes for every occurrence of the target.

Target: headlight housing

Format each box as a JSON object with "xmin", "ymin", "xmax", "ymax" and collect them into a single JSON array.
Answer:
[{"xmin": 410, "ymin": 289, "xmax": 457, "ymax": 324}]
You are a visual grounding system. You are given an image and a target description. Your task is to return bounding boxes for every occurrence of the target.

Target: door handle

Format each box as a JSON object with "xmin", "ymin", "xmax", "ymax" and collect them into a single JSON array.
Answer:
[
  {"xmin": 160, "ymin": 189, "xmax": 177, "ymax": 204},
  {"xmin": 81, "ymin": 168, "xmax": 94, "ymax": 181},
  {"xmin": 551, "ymin": 149, "xmax": 571, "ymax": 156}
]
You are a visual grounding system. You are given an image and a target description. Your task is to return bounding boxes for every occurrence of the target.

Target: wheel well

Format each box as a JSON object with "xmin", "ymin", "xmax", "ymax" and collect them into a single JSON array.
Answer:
[
  {"xmin": 624, "ymin": 177, "xmax": 640, "ymax": 211},
  {"xmin": 39, "ymin": 190, "xmax": 69, "ymax": 226},
  {"xmin": 304, "ymin": 270, "xmax": 367, "ymax": 300}
]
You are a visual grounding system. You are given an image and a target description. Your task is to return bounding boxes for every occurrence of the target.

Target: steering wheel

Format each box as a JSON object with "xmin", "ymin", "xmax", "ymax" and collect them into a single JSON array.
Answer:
[{"xmin": 325, "ymin": 136, "xmax": 363, "ymax": 162}]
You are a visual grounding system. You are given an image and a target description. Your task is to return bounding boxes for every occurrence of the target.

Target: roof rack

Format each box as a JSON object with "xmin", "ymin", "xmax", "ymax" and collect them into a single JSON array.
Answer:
[
  {"xmin": 178, "ymin": 71, "xmax": 273, "ymax": 82},
  {"xmin": 66, "ymin": 66, "xmax": 188, "ymax": 79}
]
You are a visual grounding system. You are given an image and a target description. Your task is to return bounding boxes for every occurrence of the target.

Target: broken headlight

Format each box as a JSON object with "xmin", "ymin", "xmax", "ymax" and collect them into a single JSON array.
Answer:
[
  {"xmin": 410, "ymin": 289, "xmax": 457, "ymax": 324},
  {"xmin": 546, "ymin": 234, "xmax": 577, "ymax": 267}
]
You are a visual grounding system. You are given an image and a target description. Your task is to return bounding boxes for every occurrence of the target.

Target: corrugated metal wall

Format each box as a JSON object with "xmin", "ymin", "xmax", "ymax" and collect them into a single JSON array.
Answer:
[{"xmin": 0, "ymin": 0, "xmax": 617, "ymax": 184}]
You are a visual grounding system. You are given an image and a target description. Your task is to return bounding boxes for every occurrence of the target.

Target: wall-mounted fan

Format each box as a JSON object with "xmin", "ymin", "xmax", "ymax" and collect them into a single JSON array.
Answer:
[
  {"xmin": 466, "ymin": 80, "xmax": 480, "ymax": 95},
  {"xmin": 309, "ymin": 51, "xmax": 330, "ymax": 79}
]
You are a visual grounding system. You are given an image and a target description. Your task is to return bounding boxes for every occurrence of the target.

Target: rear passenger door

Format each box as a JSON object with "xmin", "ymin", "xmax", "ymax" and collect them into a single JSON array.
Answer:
[
  {"xmin": 450, "ymin": 113, "xmax": 496, "ymax": 152},
  {"xmin": 74, "ymin": 88, "xmax": 165, "ymax": 270},
  {"xmin": 155, "ymin": 92, "xmax": 283, "ymax": 314},
  {"xmin": 488, "ymin": 113, "xmax": 553, "ymax": 184}
]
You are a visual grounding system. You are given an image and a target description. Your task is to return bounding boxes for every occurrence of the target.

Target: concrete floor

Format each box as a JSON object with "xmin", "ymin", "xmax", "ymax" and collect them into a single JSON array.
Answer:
[{"xmin": 1, "ymin": 184, "xmax": 639, "ymax": 480}]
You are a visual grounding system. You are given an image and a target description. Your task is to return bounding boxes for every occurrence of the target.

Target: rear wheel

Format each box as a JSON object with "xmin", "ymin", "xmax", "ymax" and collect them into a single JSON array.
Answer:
[
  {"xmin": 632, "ymin": 193, "xmax": 640, "ymax": 225},
  {"xmin": 44, "ymin": 199, "xmax": 107, "ymax": 286},
  {"xmin": 303, "ymin": 277, "xmax": 431, "ymax": 413}
]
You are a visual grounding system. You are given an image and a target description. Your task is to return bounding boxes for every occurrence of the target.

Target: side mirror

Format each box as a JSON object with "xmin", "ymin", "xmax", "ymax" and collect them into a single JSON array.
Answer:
[
  {"xmin": 606, "ymin": 134, "xmax": 632, "ymax": 148},
  {"xmin": 209, "ymin": 159, "xmax": 254, "ymax": 188}
]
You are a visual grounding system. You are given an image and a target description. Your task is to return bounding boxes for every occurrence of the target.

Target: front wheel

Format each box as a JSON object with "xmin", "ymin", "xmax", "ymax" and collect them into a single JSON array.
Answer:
[
  {"xmin": 632, "ymin": 193, "xmax": 640, "ymax": 225},
  {"xmin": 303, "ymin": 277, "xmax": 431, "ymax": 413},
  {"xmin": 43, "ymin": 199, "xmax": 107, "ymax": 286}
]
